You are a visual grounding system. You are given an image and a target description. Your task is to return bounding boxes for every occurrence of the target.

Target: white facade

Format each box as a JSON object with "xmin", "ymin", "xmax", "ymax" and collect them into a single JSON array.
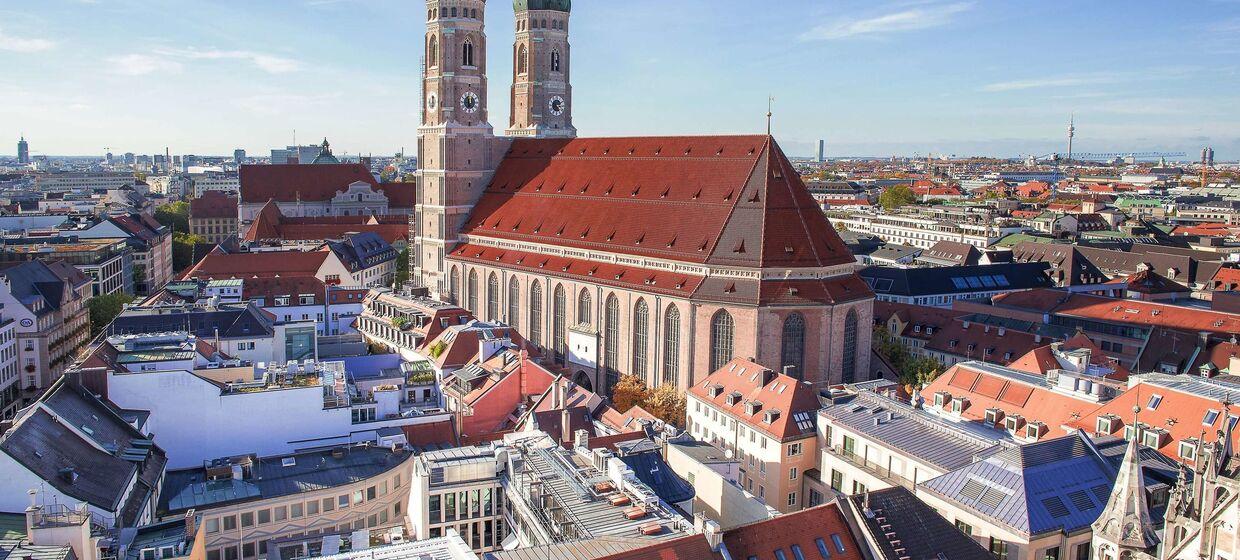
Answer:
[{"xmin": 834, "ymin": 213, "xmax": 1023, "ymax": 249}]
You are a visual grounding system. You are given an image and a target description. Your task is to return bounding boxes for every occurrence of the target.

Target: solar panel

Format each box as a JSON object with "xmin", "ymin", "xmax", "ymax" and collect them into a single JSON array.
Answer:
[
  {"xmin": 1068, "ymin": 490, "xmax": 1095, "ymax": 512},
  {"xmin": 1041, "ymin": 496, "xmax": 1070, "ymax": 518}
]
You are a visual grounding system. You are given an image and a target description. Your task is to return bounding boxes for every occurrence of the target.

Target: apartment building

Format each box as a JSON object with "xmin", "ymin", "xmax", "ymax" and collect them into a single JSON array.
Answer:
[
  {"xmin": 0, "ymin": 260, "xmax": 91, "ymax": 405},
  {"xmin": 190, "ymin": 191, "xmax": 240, "ymax": 244},
  {"xmin": 158, "ymin": 444, "xmax": 412, "ymax": 560},
  {"xmin": 410, "ymin": 445, "xmax": 506, "ymax": 554},
  {"xmin": 0, "ymin": 237, "xmax": 131, "ymax": 296},
  {"xmin": 686, "ymin": 357, "xmax": 820, "ymax": 512},
  {"xmin": 355, "ymin": 287, "xmax": 473, "ymax": 361},
  {"xmin": 833, "ymin": 212, "xmax": 1023, "ymax": 250}
]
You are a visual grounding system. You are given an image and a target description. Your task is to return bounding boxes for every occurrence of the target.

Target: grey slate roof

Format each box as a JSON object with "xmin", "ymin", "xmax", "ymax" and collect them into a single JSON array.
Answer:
[
  {"xmin": 108, "ymin": 301, "xmax": 275, "ymax": 339},
  {"xmin": 0, "ymin": 514, "xmax": 75, "ymax": 560},
  {"xmin": 0, "ymin": 379, "xmax": 166, "ymax": 527},
  {"xmin": 820, "ymin": 391, "xmax": 1005, "ymax": 472},
  {"xmin": 859, "ymin": 262, "xmax": 1054, "ymax": 298},
  {"xmin": 159, "ymin": 445, "xmax": 412, "ymax": 514},
  {"xmin": 849, "ymin": 487, "xmax": 992, "ymax": 560},
  {"xmin": 918, "ymin": 432, "xmax": 1179, "ymax": 538}
]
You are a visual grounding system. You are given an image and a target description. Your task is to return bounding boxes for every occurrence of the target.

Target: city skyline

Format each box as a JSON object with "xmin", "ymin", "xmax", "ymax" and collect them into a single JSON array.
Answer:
[{"xmin": 2, "ymin": 0, "xmax": 1239, "ymax": 159}]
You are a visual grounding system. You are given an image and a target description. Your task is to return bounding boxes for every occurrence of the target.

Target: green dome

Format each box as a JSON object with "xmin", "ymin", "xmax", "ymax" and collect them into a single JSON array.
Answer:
[{"xmin": 514, "ymin": 0, "xmax": 570, "ymax": 12}]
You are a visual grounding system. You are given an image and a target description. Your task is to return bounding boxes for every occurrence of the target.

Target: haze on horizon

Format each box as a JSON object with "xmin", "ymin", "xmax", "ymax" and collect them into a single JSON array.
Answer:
[{"xmin": 2, "ymin": 0, "xmax": 1239, "ymax": 160}]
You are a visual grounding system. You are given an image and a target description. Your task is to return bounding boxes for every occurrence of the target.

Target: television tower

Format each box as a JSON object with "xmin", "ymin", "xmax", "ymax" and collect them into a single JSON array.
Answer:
[{"xmin": 1066, "ymin": 114, "xmax": 1075, "ymax": 162}]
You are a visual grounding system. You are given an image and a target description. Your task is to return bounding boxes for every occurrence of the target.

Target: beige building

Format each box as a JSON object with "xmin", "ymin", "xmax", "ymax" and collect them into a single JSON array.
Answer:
[
  {"xmin": 409, "ymin": 444, "xmax": 506, "ymax": 554},
  {"xmin": 190, "ymin": 191, "xmax": 240, "ymax": 244},
  {"xmin": 664, "ymin": 438, "xmax": 776, "ymax": 530},
  {"xmin": 685, "ymin": 358, "xmax": 821, "ymax": 513},
  {"xmin": 156, "ymin": 445, "xmax": 413, "ymax": 560}
]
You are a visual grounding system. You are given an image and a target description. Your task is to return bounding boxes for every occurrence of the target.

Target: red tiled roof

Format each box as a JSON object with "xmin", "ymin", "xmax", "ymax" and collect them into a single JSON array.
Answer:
[
  {"xmin": 688, "ymin": 357, "xmax": 820, "ymax": 441},
  {"xmin": 451, "ymin": 243, "xmax": 703, "ymax": 298},
  {"xmin": 1008, "ymin": 333, "xmax": 1130, "ymax": 380},
  {"xmin": 1211, "ymin": 267, "xmax": 1240, "ymax": 292},
  {"xmin": 238, "ymin": 163, "xmax": 378, "ymax": 204},
  {"xmin": 992, "ymin": 289, "xmax": 1240, "ymax": 335},
  {"xmin": 181, "ymin": 247, "xmax": 331, "ymax": 280},
  {"xmin": 242, "ymin": 276, "xmax": 327, "ymax": 305},
  {"xmin": 873, "ymin": 300, "xmax": 968, "ymax": 340},
  {"xmin": 244, "ymin": 200, "xmax": 283, "ymax": 241},
  {"xmin": 401, "ymin": 418, "xmax": 458, "ymax": 448},
  {"xmin": 923, "ymin": 320, "xmax": 1048, "ymax": 365},
  {"xmin": 722, "ymin": 504, "xmax": 864, "ymax": 560},
  {"xmin": 190, "ymin": 191, "xmax": 238, "ymax": 219},
  {"xmin": 460, "ymin": 136, "xmax": 856, "ymax": 269},
  {"xmin": 921, "ymin": 362, "xmax": 1101, "ymax": 440},
  {"xmin": 242, "ymin": 200, "xmax": 410, "ymax": 244}
]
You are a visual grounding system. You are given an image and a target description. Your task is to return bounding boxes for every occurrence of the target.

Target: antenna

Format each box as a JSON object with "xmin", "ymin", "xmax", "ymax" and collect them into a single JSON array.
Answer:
[{"xmin": 766, "ymin": 96, "xmax": 774, "ymax": 136}]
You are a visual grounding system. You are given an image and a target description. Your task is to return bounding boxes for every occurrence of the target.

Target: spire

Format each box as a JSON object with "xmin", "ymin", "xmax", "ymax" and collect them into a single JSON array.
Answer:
[{"xmin": 1092, "ymin": 406, "xmax": 1159, "ymax": 551}]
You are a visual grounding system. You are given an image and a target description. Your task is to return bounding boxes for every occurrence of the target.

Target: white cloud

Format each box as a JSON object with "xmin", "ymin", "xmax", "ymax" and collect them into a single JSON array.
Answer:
[
  {"xmin": 155, "ymin": 48, "xmax": 302, "ymax": 74},
  {"xmin": 981, "ymin": 75, "xmax": 1119, "ymax": 92},
  {"xmin": 107, "ymin": 54, "xmax": 184, "ymax": 75},
  {"xmin": 799, "ymin": 2, "xmax": 973, "ymax": 41},
  {"xmin": 0, "ymin": 28, "xmax": 56, "ymax": 52}
]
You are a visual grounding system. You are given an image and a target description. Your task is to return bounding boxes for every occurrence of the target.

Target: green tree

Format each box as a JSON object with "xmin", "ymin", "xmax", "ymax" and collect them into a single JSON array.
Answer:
[
  {"xmin": 878, "ymin": 184, "xmax": 917, "ymax": 211},
  {"xmin": 872, "ymin": 326, "xmax": 944, "ymax": 388},
  {"xmin": 610, "ymin": 375, "xmax": 650, "ymax": 415},
  {"xmin": 172, "ymin": 232, "xmax": 207, "ymax": 272},
  {"xmin": 89, "ymin": 292, "xmax": 135, "ymax": 337},
  {"xmin": 155, "ymin": 201, "xmax": 190, "ymax": 234},
  {"xmin": 394, "ymin": 247, "xmax": 410, "ymax": 287}
]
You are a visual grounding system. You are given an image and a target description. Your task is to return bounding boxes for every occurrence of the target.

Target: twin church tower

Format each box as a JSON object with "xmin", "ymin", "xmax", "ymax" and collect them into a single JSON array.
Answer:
[{"xmin": 413, "ymin": 0, "xmax": 576, "ymax": 295}]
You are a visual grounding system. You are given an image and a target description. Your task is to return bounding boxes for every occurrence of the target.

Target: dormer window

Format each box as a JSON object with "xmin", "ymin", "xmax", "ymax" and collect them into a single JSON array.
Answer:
[
  {"xmin": 933, "ymin": 391, "xmax": 950, "ymax": 408},
  {"xmin": 1004, "ymin": 415, "xmax": 1024, "ymax": 432},
  {"xmin": 1178, "ymin": 438, "xmax": 1198, "ymax": 460},
  {"xmin": 1025, "ymin": 421, "xmax": 1045, "ymax": 440},
  {"xmin": 951, "ymin": 396, "xmax": 968, "ymax": 414},
  {"xmin": 746, "ymin": 400, "xmax": 763, "ymax": 415},
  {"xmin": 984, "ymin": 408, "xmax": 1004, "ymax": 426},
  {"xmin": 1141, "ymin": 428, "xmax": 1168, "ymax": 449},
  {"xmin": 726, "ymin": 392, "xmax": 743, "ymax": 406},
  {"xmin": 1091, "ymin": 414, "xmax": 1119, "ymax": 435},
  {"xmin": 763, "ymin": 409, "xmax": 781, "ymax": 424},
  {"xmin": 707, "ymin": 384, "xmax": 723, "ymax": 398}
]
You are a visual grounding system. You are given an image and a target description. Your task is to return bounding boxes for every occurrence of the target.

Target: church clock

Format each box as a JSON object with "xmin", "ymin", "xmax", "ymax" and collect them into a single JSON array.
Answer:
[
  {"xmin": 460, "ymin": 91, "xmax": 480, "ymax": 113},
  {"xmin": 548, "ymin": 95, "xmax": 565, "ymax": 116}
]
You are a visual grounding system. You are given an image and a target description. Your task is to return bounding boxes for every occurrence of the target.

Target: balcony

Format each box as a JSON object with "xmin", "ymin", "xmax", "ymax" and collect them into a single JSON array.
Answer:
[{"xmin": 825, "ymin": 445, "xmax": 916, "ymax": 491}]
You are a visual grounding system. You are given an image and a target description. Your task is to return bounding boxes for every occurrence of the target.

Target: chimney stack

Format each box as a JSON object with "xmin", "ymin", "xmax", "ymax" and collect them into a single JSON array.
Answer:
[{"xmin": 184, "ymin": 509, "xmax": 198, "ymax": 541}]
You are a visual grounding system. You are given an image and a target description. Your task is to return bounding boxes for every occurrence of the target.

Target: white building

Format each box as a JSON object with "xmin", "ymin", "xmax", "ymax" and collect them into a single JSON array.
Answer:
[{"xmin": 833, "ymin": 213, "xmax": 1023, "ymax": 249}]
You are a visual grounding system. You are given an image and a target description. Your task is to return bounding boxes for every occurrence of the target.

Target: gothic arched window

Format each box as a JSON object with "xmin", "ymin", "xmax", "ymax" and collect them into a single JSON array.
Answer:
[
  {"xmin": 662, "ymin": 304, "xmax": 681, "ymax": 386},
  {"xmin": 448, "ymin": 266, "xmax": 459, "ymax": 303},
  {"xmin": 632, "ymin": 299, "xmax": 649, "ymax": 381},
  {"xmin": 709, "ymin": 310, "xmax": 734, "ymax": 373},
  {"xmin": 604, "ymin": 295, "xmax": 620, "ymax": 392},
  {"xmin": 842, "ymin": 309, "xmax": 858, "ymax": 383},
  {"xmin": 577, "ymin": 288, "xmax": 591, "ymax": 326},
  {"xmin": 507, "ymin": 277, "xmax": 520, "ymax": 327},
  {"xmin": 462, "ymin": 40, "xmax": 475, "ymax": 67},
  {"xmin": 466, "ymin": 269, "xmax": 478, "ymax": 313},
  {"xmin": 428, "ymin": 36, "xmax": 439, "ymax": 68},
  {"xmin": 516, "ymin": 44, "xmax": 528, "ymax": 75},
  {"xmin": 551, "ymin": 50, "xmax": 561, "ymax": 72},
  {"xmin": 553, "ymin": 285, "xmax": 567, "ymax": 363},
  {"xmin": 781, "ymin": 312, "xmax": 806, "ymax": 379},
  {"xmin": 529, "ymin": 281, "xmax": 543, "ymax": 347},
  {"xmin": 486, "ymin": 272, "xmax": 499, "ymax": 321}
]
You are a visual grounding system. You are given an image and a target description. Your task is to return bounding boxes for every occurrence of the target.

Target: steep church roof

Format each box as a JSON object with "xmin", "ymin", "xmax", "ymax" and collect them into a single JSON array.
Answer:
[
  {"xmin": 1092, "ymin": 437, "xmax": 1160, "ymax": 550},
  {"xmin": 454, "ymin": 135, "xmax": 868, "ymax": 305}
]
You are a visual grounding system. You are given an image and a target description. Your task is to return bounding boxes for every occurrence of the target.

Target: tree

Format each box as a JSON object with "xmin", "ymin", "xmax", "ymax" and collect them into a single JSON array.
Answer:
[
  {"xmin": 610, "ymin": 374, "xmax": 649, "ymax": 414},
  {"xmin": 89, "ymin": 293, "xmax": 135, "ymax": 337},
  {"xmin": 394, "ymin": 247, "xmax": 410, "ymax": 287},
  {"xmin": 643, "ymin": 384, "xmax": 686, "ymax": 428},
  {"xmin": 872, "ymin": 325, "xmax": 944, "ymax": 388},
  {"xmin": 878, "ymin": 184, "xmax": 916, "ymax": 211},
  {"xmin": 172, "ymin": 232, "xmax": 206, "ymax": 272},
  {"xmin": 155, "ymin": 201, "xmax": 190, "ymax": 234}
]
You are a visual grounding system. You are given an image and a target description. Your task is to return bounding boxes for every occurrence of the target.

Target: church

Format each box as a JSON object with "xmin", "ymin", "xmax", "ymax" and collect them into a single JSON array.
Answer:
[{"xmin": 411, "ymin": 0, "xmax": 874, "ymax": 393}]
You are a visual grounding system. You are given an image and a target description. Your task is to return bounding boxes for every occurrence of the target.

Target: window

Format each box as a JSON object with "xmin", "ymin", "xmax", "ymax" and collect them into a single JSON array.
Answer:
[
  {"xmin": 841, "ymin": 310, "xmax": 858, "ymax": 383},
  {"xmin": 322, "ymin": 498, "xmax": 334, "ymax": 512},
  {"xmin": 239, "ymin": 512, "xmax": 253, "ymax": 528},
  {"xmin": 577, "ymin": 289, "xmax": 592, "ymax": 325},
  {"xmin": 290, "ymin": 503, "xmax": 303, "ymax": 519},
  {"xmin": 428, "ymin": 36, "xmax": 439, "ymax": 68},
  {"xmin": 1075, "ymin": 543, "xmax": 1091, "ymax": 560},
  {"xmin": 1204, "ymin": 409, "xmax": 1221, "ymax": 426},
  {"xmin": 632, "ymin": 299, "xmax": 649, "ymax": 380},
  {"xmin": 851, "ymin": 481, "xmax": 866, "ymax": 495},
  {"xmin": 429, "ymin": 495, "xmax": 442, "ymax": 524},
  {"xmin": 529, "ymin": 281, "xmax": 543, "ymax": 346},
  {"xmin": 709, "ymin": 310, "xmax": 734, "ymax": 373},
  {"xmin": 990, "ymin": 538, "xmax": 1009, "ymax": 560},
  {"xmin": 830, "ymin": 470, "xmax": 843, "ymax": 491},
  {"xmin": 662, "ymin": 304, "xmax": 681, "ymax": 386},
  {"xmin": 222, "ymin": 516, "xmax": 237, "ymax": 531},
  {"xmin": 815, "ymin": 538, "xmax": 832, "ymax": 559},
  {"xmin": 507, "ymin": 277, "xmax": 520, "ymax": 326},
  {"xmin": 516, "ymin": 44, "xmax": 528, "ymax": 75},
  {"xmin": 486, "ymin": 273, "xmax": 499, "ymax": 321},
  {"xmin": 603, "ymin": 295, "xmax": 620, "ymax": 392},
  {"xmin": 1044, "ymin": 546, "xmax": 1061, "ymax": 560},
  {"xmin": 257, "ymin": 509, "xmax": 270, "ymax": 524},
  {"xmin": 448, "ymin": 267, "xmax": 459, "ymax": 303},
  {"xmin": 788, "ymin": 442, "xmax": 803, "ymax": 456},
  {"xmin": 550, "ymin": 50, "xmax": 561, "ymax": 72},
  {"xmin": 462, "ymin": 40, "xmax": 475, "ymax": 67},
  {"xmin": 789, "ymin": 467, "xmax": 798, "ymax": 480},
  {"xmin": 273, "ymin": 507, "xmax": 286, "ymax": 522},
  {"xmin": 830, "ymin": 535, "xmax": 846, "ymax": 554},
  {"xmin": 338, "ymin": 495, "xmax": 349, "ymax": 508},
  {"xmin": 205, "ymin": 518, "xmax": 219, "ymax": 534},
  {"xmin": 955, "ymin": 520, "xmax": 972, "ymax": 535},
  {"xmin": 467, "ymin": 270, "xmax": 478, "ymax": 314},
  {"xmin": 780, "ymin": 313, "xmax": 806, "ymax": 379},
  {"xmin": 552, "ymin": 285, "xmax": 567, "ymax": 362},
  {"xmin": 1146, "ymin": 394, "xmax": 1162, "ymax": 410}
]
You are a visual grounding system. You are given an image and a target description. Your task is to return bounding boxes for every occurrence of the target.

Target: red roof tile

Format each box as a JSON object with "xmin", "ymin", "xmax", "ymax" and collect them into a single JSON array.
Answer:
[
  {"xmin": 993, "ymin": 289, "xmax": 1240, "ymax": 335},
  {"xmin": 722, "ymin": 504, "xmax": 864, "ymax": 560},
  {"xmin": 239, "ymin": 163, "xmax": 380, "ymax": 204},
  {"xmin": 181, "ymin": 247, "xmax": 330, "ymax": 280},
  {"xmin": 190, "ymin": 191, "xmax": 238, "ymax": 219},
  {"xmin": 922, "ymin": 362, "xmax": 1102, "ymax": 440},
  {"xmin": 460, "ymin": 136, "xmax": 855, "ymax": 269},
  {"xmin": 688, "ymin": 357, "xmax": 820, "ymax": 441}
]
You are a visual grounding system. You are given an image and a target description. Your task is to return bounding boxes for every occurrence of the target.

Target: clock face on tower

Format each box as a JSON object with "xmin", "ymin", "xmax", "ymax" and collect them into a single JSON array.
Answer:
[
  {"xmin": 460, "ymin": 91, "xmax": 480, "ymax": 113},
  {"xmin": 548, "ymin": 95, "xmax": 566, "ymax": 116},
  {"xmin": 426, "ymin": 93, "xmax": 438, "ymax": 112}
]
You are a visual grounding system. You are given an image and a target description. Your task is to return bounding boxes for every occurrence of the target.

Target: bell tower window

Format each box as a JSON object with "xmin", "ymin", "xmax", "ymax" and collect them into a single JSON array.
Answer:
[
  {"xmin": 551, "ymin": 50, "xmax": 561, "ymax": 72},
  {"xmin": 428, "ymin": 36, "xmax": 439, "ymax": 68},
  {"xmin": 463, "ymin": 40, "xmax": 475, "ymax": 67},
  {"xmin": 516, "ymin": 44, "xmax": 528, "ymax": 75}
]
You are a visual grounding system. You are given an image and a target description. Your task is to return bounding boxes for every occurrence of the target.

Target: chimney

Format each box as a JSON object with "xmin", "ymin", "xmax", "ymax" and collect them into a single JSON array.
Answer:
[
  {"xmin": 184, "ymin": 509, "xmax": 198, "ymax": 541},
  {"xmin": 962, "ymin": 321, "xmax": 970, "ymax": 330},
  {"xmin": 997, "ymin": 327, "xmax": 1006, "ymax": 337},
  {"xmin": 703, "ymin": 518, "xmax": 723, "ymax": 552},
  {"xmin": 561, "ymin": 407, "xmax": 572, "ymax": 447},
  {"xmin": 24, "ymin": 491, "xmax": 41, "ymax": 537},
  {"xmin": 761, "ymin": 368, "xmax": 778, "ymax": 386}
]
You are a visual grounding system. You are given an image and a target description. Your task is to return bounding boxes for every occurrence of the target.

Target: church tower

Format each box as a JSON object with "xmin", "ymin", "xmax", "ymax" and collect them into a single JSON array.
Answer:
[
  {"xmin": 1091, "ymin": 409, "xmax": 1160, "ymax": 560},
  {"xmin": 413, "ymin": 0, "xmax": 506, "ymax": 297},
  {"xmin": 506, "ymin": 0, "xmax": 576, "ymax": 138}
]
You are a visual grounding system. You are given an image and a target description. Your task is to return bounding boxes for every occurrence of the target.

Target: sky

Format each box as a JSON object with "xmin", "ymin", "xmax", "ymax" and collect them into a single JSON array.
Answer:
[{"xmin": 2, "ymin": 0, "xmax": 1240, "ymax": 160}]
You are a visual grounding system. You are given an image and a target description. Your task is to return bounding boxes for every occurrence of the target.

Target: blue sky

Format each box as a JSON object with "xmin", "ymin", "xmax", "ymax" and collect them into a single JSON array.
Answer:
[{"xmin": 2, "ymin": 0, "xmax": 1239, "ymax": 159}]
